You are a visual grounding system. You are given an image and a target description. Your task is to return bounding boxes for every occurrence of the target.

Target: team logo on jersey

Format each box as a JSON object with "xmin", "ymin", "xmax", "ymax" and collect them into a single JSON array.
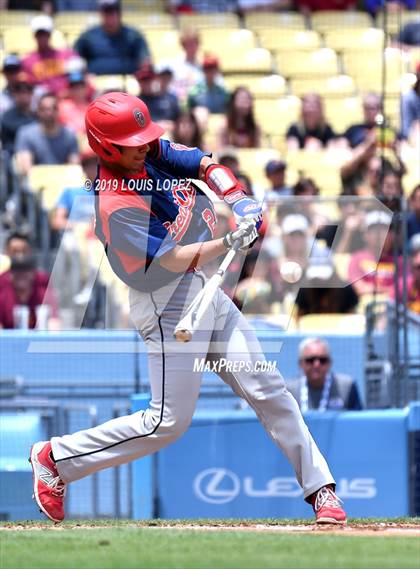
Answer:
[{"xmin": 133, "ymin": 109, "xmax": 146, "ymax": 127}]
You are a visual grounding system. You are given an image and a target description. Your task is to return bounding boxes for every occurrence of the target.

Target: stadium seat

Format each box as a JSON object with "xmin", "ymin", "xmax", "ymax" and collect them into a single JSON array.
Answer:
[
  {"xmin": 342, "ymin": 47, "xmax": 406, "ymax": 92},
  {"xmin": 323, "ymin": 28, "xmax": 385, "ymax": 52},
  {"xmin": 324, "ymin": 96, "xmax": 364, "ymax": 132},
  {"xmin": 297, "ymin": 313, "xmax": 366, "ymax": 333},
  {"xmin": 123, "ymin": 12, "xmax": 174, "ymax": 30},
  {"xmin": 3, "ymin": 27, "xmax": 68, "ymax": 55},
  {"xmin": 0, "ymin": 10, "xmax": 41, "ymax": 31},
  {"xmin": 376, "ymin": 10, "xmax": 420, "ymax": 36},
  {"xmin": 311, "ymin": 11, "xmax": 372, "ymax": 32},
  {"xmin": 28, "ymin": 165, "xmax": 84, "ymax": 211},
  {"xmin": 91, "ymin": 74, "xmax": 138, "ymax": 95},
  {"xmin": 221, "ymin": 47, "xmax": 272, "ymax": 74},
  {"xmin": 257, "ymin": 29, "xmax": 321, "ymax": 52},
  {"xmin": 275, "ymin": 48, "xmax": 339, "ymax": 79},
  {"xmin": 244, "ymin": 11, "xmax": 306, "ymax": 31},
  {"xmin": 122, "ymin": 0, "xmax": 166, "ymax": 10},
  {"xmin": 290, "ymin": 75, "xmax": 356, "ymax": 98},
  {"xmin": 199, "ymin": 29, "xmax": 256, "ymax": 60},
  {"xmin": 234, "ymin": 148, "xmax": 283, "ymax": 188},
  {"xmin": 54, "ymin": 11, "xmax": 100, "ymax": 33},
  {"xmin": 254, "ymin": 96, "xmax": 301, "ymax": 136},
  {"xmin": 178, "ymin": 13, "xmax": 240, "ymax": 30},
  {"xmin": 224, "ymin": 74, "xmax": 286, "ymax": 98},
  {"xmin": 143, "ymin": 30, "xmax": 182, "ymax": 63},
  {"xmin": 285, "ymin": 150, "xmax": 344, "ymax": 195}
]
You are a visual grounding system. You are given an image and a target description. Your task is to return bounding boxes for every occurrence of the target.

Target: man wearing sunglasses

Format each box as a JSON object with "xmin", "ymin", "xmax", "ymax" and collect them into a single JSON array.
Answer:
[{"xmin": 288, "ymin": 338, "xmax": 362, "ymax": 412}]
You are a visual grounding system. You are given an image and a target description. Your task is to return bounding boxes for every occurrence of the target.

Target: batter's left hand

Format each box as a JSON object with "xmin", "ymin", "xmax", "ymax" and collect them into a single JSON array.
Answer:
[{"xmin": 232, "ymin": 197, "xmax": 263, "ymax": 231}]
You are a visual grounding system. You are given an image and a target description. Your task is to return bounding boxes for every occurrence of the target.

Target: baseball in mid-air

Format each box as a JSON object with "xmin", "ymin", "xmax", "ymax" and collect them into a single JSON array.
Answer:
[{"xmin": 280, "ymin": 261, "xmax": 303, "ymax": 284}]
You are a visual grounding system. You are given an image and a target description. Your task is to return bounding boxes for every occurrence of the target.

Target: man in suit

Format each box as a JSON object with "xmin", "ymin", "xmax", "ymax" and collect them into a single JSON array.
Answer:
[{"xmin": 287, "ymin": 337, "xmax": 362, "ymax": 411}]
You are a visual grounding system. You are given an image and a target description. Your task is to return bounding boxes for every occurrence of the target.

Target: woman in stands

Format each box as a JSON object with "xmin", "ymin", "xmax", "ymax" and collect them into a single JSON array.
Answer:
[
  {"xmin": 173, "ymin": 111, "xmax": 203, "ymax": 149},
  {"xmin": 220, "ymin": 86, "xmax": 261, "ymax": 148},
  {"xmin": 286, "ymin": 93, "xmax": 336, "ymax": 151}
]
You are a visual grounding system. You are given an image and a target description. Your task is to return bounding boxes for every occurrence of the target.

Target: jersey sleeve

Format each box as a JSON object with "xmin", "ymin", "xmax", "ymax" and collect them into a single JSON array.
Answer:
[
  {"xmin": 109, "ymin": 206, "xmax": 177, "ymax": 263},
  {"xmin": 151, "ymin": 138, "xmax": 211, "ymax": 179}
]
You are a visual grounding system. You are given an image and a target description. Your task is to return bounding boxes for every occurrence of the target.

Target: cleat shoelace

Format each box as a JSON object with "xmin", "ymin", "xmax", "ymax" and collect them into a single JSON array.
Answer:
[
  {"xmin": 48, "ymin": 476, "xmax": 66, "ymax": 498},
  {"xmin": 315, "ymin": 487, "xmax": 342, "ymax": 512}
]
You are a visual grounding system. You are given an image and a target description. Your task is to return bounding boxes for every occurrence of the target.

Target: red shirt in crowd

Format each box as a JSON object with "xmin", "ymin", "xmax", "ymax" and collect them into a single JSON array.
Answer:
[
  {"xmin": 296, "ymin": 0, "xmax": 356, "ymax": 10},
  {"xmin": 0, "ymin": 270, "xmax": 58, "ymax": 329},
  {"xmin": 22, "ymin": 48, "xmax": 78, "ymax": 96}
]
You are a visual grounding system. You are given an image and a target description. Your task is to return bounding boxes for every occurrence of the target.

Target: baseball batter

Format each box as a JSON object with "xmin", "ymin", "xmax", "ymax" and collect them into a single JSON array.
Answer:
[{"xmin": 30, "ymin": 92, "xmax": 346, "ymax": 524}]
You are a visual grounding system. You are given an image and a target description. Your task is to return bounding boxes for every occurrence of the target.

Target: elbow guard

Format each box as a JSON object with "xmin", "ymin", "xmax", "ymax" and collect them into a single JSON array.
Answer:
[{"xmin": 204, "ymin": 164, "xmax": 245, "ymax": 205}]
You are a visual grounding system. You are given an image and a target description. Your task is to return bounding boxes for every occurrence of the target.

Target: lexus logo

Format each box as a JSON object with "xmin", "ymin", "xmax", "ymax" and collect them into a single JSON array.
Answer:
[{"xmin": 193, "ymin": 468, "xmax": 240, "ymax": 504}]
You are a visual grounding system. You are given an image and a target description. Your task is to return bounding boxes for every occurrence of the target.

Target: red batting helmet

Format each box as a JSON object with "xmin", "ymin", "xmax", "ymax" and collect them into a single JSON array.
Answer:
[{"xmin": 85, "ymin": 91, "xmax": 164, "ymax": 162}]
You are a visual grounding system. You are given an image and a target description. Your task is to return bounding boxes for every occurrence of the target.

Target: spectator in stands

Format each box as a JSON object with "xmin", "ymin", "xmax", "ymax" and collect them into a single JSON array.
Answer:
[
  {"xmin": 1, "ymin": 54, "xmax": 23, "ymax": 113},
  {"xmin": 219, "ymin": 86, "xmax": 261, "ymax": 148},
  {"xmin": 287, "ymin": 338, "xmax": 362, "ymax": 411},
  {"xmin": 295, "ymin": 253, "xmax": 359, "ymax": 317},
  {"xmin": 292, "ymin": 177, "xmax": 331, "ymax": 242},
  {"xmin": 377, "ymin": 169, "xmax": 403, "ymax": 213},
  {"xmin": 15, "ymin": 93, "xmax": 79, "ymax": 175},
  {"xmin": 51, "ymin": 151, "xmax": 96, "ymax": 231},
  {"xmin": 334, "ymin": 199, "xmax": 365, "ymax": 254},
  {"xmin": 22, "ymin": 15, "xmax": 80, "ymax": 97},
  {"xmin": 0, "ymin": 232, "xmax": 60, "ymax": 330},
  {"xmin": 395, "ymin": 20, "xmax": 420, "ymax": 47},
  {"xmin": 1, "ymin": 72, "xmax": 36, "ymax": 157},
  {"xmin": 263, "ymin": 159, "xmax": 292, "ymax": 201},
  {"xmin": 187, "ymin": 55, "xmax": 229, "ymax": 115},
  {"xmin": 58, "ymin": 71, "xmax": 93, "ymax": 137},
  {"xmin": 348, "ymin": 210, "xmax": 401, "ymax": 298},
  {"xmin": 135, "ymin": 64, "xmax": 181, "ymax": 137},
  {"xmin": 74, "ymin": 0, "xmax": 150, "ymax": 75},
  {"xmin": 237, "ymin": 0, "xmax": 293, "ymax": 13},
  {"xmin": 218, "ymin": 153, "xmax": 240, "ymax": 175},
  {"xmin": 342, "ymin": 93, "xmax": 383, "ymax": 149},
  {"xmin": 168, "ymin": 0, "xmax": 237, "ymax": 13},
  {"xmin": 365, "ymin": 0, "xmax": 416, "ymax": 17},
  {"xmin": 168, "ymin": 28, "xmax": 204, "ymax": 103},
  {"xmin": 286, "ymin": 94, "xmax": 336, "ymax": 151},
  {"xmin": 56, "ymin": 1, "xmax": 97, "ymax": 8},
  {"xmin": 172, "ymin": 111, "xmax": 203, "ymax": 148},
  {"xmin": 392, "ymin": 234, "xmax": 420, "ymax": 315},
  {"xmin": 400, "ymin": 63, "xmax": 420, "ymax": 140},
  {"xmin": 296, "ymin": 0, "xmax": 356, "ymax": 12},
  {"xmin": 407, "ymin": 184, "xmax": 420, "ymax": 240}
]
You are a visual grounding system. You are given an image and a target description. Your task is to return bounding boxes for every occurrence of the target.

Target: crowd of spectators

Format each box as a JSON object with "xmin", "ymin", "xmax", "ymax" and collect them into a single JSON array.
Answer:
[{"xmin": 0, "ymin": 0, "xmax": 419, "ymax": 330}]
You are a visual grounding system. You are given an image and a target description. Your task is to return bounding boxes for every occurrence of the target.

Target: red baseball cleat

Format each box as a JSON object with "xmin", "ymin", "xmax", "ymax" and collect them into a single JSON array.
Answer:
[
  {"xmin": 29, "ymin": 441, "xmax": 66, "ymax": 523},
  {"xmin": 312, "ymin": 485, "xmax": 347, "ymax": 524}
]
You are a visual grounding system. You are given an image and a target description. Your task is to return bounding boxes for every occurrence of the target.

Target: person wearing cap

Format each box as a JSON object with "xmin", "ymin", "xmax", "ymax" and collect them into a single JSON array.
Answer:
[
  {"xmin": 295, "ymin": 253, "xmax": 359, "ymax": 317},
  {"xmin": 28, "ymin": 91, "xmax": 347, "ymax": 527},
  {"xmin": 166, "ymin": 28, "xmax": 204, "ymax": 103},
  {"xmin": 1, "ymin": 72, "xmax": 36, "ymax": 156},
  {"xmin": 74, "ymin": 0, "xmax": 150, "ymax": 75},
  {"xmin": 1, "ymin": 54, "xmax": 23, "ymax": 113},
  {"xmin": 22, "ymin": 15, "xmax": 79, "ymax": 96},
  {"xmin": 0, "ymin": 232, "xmax": 59, "ymax": 330},
  {"xmin": 15, "ymin": 92, "xmax": 79, "ymax": 175},
  {"xmin": 287, "ymin": 338, "xmax": 362, "ymax": 412},
  {"xmin": 58, "ymin": 71, "xmax": 93, "ymax": 136},
  {"xmin": 348, "ymin": 209, "xmax": 402, "ymax": 298},
  {"xmin": 135, "ymin": 63, "xmax": 181, "ymax": 136},
  {"xmin": 263, "ymin": 159, "xmax": 292, "ymax": 202},
  {"xmin": 187, "ymin": 54, "xmax": 229, "ymax": 115}
]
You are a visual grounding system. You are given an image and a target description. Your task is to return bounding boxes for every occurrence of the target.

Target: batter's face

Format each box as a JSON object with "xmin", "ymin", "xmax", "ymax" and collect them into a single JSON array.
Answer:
[
  {"xmin": 118, "ymin": 144, "xmax": 150, "ymax": 173},
  {"xmin": 299, "ymin": 342, "xmax": 331, "ymax": 387}
]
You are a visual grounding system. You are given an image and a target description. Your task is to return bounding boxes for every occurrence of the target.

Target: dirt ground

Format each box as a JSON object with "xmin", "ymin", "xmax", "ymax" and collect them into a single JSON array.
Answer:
[{"xmin": 1, "ymin": 521, "xmax": 419, "ymax": 536}]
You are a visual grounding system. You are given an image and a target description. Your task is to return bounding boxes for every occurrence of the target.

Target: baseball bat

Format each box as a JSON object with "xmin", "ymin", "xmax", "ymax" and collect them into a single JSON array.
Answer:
[{"xmin": 173, "ymin": 238, "xmax": 242, "ymax": 342}]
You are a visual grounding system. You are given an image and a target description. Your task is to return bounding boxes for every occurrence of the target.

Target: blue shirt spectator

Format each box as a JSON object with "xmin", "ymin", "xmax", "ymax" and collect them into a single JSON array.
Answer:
[
  {"xmin": 75, "ymin": 0, "xmax": 150, "ymax": 75},
  {"xmin": 397, "ymin": 21, "xmax": 420, "ymax": 46},
  {"xmin": 187, "ymin": 55, "xmax": 229, "ymax": 114},
  {"xmin": 365, "ymin": 0, "xmax": 416, "ymax": 16}
]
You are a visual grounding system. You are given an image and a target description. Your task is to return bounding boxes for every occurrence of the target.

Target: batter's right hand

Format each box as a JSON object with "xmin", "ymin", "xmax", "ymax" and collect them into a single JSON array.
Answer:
[{"xmin": 223, "ymin": 220, "xmax": 259, "ymax": 251}]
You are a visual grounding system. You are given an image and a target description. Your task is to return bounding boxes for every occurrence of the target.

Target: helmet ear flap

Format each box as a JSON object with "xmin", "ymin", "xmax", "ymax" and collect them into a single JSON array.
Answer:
[{"xmin": 86, "ymin": 123, "xmax": 122, "ymax": 163}]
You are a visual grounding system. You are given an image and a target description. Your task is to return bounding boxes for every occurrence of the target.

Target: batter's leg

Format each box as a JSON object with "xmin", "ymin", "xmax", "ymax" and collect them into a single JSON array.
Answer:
[
  {"xmin": 51, "ymin": 273, "xmax": 215, "ymax": 484},
  {"xmin": 206, "ymin": 288, "xmax": 335, "ymax": 501}
]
